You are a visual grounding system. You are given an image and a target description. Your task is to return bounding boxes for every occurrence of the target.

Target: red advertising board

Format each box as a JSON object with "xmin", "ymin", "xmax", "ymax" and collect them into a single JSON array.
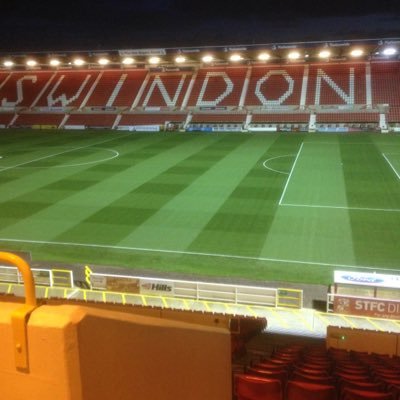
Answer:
[{"xmin": 334, "ymin": 296, "xmax": 400, "ymax": 319}]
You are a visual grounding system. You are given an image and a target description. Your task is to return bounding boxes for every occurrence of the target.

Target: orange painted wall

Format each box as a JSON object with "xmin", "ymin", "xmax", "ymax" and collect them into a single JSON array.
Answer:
[
  {"xmin": 0, "ymin": 302, "xmax": 231, "ymax": 400},
  {"xmin": 327, "ymin": 325, "xmax": 400, "ymax": 356}
]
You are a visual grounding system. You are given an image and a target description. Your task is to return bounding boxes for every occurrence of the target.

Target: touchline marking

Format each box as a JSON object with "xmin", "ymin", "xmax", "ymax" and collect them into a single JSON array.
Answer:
[
  {"xmin": 0, "ymin": 237, "xmax": 397, "ymax": 272},
  {"xmin": 281, "ymin": 202, "xmax": 400, "ymax": 213},
  {"xmin": 305, "ymin": 142, "xmax": 400, "ymax": 146},
  {"xmin": 0, "ymin": 134, "xmax": 129, "ymax": 173},
  {"xmin": 262, "ymin": 154, "xmax": 294, "ymax": 175},
  {"xmin": 382, "ymin": 153, "xmax": 400, "ymax": 181},
  {"xmin": 278, "ymin": 142, "xmax": 304, "ymax": 205}
]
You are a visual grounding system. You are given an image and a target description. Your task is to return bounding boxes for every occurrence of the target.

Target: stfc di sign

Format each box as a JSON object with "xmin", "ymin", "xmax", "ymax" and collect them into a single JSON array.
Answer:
[{"xmin": 334, "ymin": 297, "xmax": 400, "ymax": 319}]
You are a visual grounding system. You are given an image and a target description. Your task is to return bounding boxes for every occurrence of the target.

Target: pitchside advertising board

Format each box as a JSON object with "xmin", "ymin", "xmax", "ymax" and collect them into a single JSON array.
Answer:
[
  {"xmin": 333, "ymin": 271, "xmax": 400, "ymax": 319},
  {"xmin": 90, "ymin": 274, "xmax": 174, "ymax": 296}
]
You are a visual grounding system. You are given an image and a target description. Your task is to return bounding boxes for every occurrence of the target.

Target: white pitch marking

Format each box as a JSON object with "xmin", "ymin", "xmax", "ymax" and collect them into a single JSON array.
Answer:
[
  {"xmin": 262, "ymin": 154, "xmax": 294, "ymax": 175},
  {"xmin": 278, "ymin": 142, "xmax": 304, "ymax": 205},
  {"xmin": 281, "ymin": 202, "xmax": 400, "ymax": 213},
  {"xmin": 382, "ymin": 153, "xmax": 400, "ymax": 181},
  {"xmin": 0, "ymin": 134, "xmax": 128, "ymax": 173},
  {"xmin": 305, "ymin": 142, "xmax": 400, "ymax": 146},
  {"xmin": 0, "ymin": 237, "xmax": 398, "ymax": 273},
  {"xmin": 11, "ymin": 148, "xmax": 120, "ymax": 169}
]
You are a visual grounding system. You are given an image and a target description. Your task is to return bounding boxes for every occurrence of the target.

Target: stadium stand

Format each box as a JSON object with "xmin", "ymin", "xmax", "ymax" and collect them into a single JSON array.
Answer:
[
  {"xmin": 136, "ymin": 72, "xmax": 193, "ymax": 108},
  {"xmin": 187, "ymin": 66, "xmax": 248, "ymax": 108},
  {"xmin": 0, "ymin": 113, "xmax": 16, "ymax": 127},
  {"xmin": 316, "ymin": 112, "xmax": 379, "ymax": 123},
  {"xmin": 11, "ymin": 112, "xmax": 64, "ymax": 128},
  {"xmin": 307, "ymin": 63, "xmax": 367, "ymax": 106},
  {"xmin": 104, "ymin": 69, "xmax": 148, "ymax": 108},
  {"xmin": 0, "ymin": 251, "xmax": 269, "ymax": 400},
  {"xmin": 237, "ymin": 339, "xmax": 400, "ymax": 400},
  {"xmin": 191, "ymin": 112, "xmax": 247, "ymax": 123},
  {"xmin": 251, "ymin": 113, "xmax": 310, "ymax": 123},
  {"xmin": 33, "ymin": 70, "xmax": 101, "ymax": 109},
  {"xmin": 83, "ymin": 70, "xmax": 130, "ymax": 107},
  {"xmin": 64, "ymin": 112, "xmax": 118, "ymax": 128},
  {"xmin": 245, "ymin": 64, "xmax": 305, "ymax": 108},
  {"xmin": 118, "ymin": 112, "xmax": 187, "ymax": 129},
  {"xmin": 0, "ymin": 60, "xmax": 399, "ymax": 130},
  {"xmin": 0, "ymin": 71, "xmax": 55, "ymax": 109}
]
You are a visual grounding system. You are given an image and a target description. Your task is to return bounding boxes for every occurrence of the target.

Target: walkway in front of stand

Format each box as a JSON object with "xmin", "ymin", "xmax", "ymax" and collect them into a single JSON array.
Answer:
[{"xmin": 2, "ymin": 282, "xmax": 400, "ymax": 338}]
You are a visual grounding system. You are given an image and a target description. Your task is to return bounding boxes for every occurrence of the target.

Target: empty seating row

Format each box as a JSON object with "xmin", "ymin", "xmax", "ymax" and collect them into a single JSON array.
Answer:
[{"xmin": 234, "ymin": 343, "xmax": 400, "ymax": 400}]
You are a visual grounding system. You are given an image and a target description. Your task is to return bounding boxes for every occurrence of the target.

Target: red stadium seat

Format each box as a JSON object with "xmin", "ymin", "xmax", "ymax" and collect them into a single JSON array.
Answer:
[
  {"xmin": 235, "ymin": 374, "xmax": 283, "ymax": 400},
  {"xmin": 286, "ymin": 380, "xmax": 336, "ymax": 400},
  {"xmin": 342, "ymin": 388, "xmax": 393, "ymax": 400},
  {"xmin": 292, "ymin": 370, "xmax": 336, "ymax": 386},
  {"xmin": 246, "ymin": 366, "xmax": 288, "ymax": 386}
]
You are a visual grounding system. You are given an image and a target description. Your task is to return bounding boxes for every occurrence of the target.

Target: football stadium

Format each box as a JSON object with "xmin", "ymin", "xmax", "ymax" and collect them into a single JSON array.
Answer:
[{"xmin": 1, "ymin": 38, "xmax": 400, "ymax": 399}]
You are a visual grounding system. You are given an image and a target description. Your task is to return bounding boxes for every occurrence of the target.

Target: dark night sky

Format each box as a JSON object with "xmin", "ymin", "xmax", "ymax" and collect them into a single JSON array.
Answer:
[{"xmin": 1, "ymin": 0, "xmax": 400, "ymax": 53}]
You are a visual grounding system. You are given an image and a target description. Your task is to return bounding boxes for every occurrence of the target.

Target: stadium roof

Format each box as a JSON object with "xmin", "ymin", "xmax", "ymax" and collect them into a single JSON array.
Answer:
[{"xmin": 1, "ymin": 38, "xmax": 399, "ymax": 70}]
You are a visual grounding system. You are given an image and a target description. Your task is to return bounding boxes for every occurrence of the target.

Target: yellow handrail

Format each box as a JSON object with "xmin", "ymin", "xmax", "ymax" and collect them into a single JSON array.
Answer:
[
  {"xmin": 0, "ymin": 251, "xmax": 37, "ymax": 306},
  {"xmin": 0, "ymin": 252, "xmax": 38, "ymax": 371}
]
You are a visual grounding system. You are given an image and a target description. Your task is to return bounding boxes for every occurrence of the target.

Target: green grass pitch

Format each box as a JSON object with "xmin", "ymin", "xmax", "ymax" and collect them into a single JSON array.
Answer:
[{"xmin": 0, "ymin": 129, "xmax": 399, "ymax": 285}]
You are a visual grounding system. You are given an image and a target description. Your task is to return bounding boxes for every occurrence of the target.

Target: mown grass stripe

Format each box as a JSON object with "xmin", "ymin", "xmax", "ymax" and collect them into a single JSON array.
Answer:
[
  {"xmin": 0, "ymin": 135, "xmax": 217, "ymax": 240},
  {"xmin": 117, "ymin": 135, "xmax": 269, "ymax": 250},
  {"xmin": 55, "ymin": 135, "xmax": 244, "ymax": 244},
  {"xmin": 340, "ymin": 137, "xmax": 400, "ymax": 269},
  {"xmin": 187, "ymin": 134, "xmax": 303, "ymax": 257}
]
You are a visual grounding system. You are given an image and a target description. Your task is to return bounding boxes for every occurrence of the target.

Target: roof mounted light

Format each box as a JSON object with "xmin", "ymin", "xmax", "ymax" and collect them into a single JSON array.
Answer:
[
  {"xmin": 98, "ymin": 58, "xmax": 110, "ymax": 65},
  {"xmin": 122, "ymin": 57, "xmax": 134, "ymax": 65},
  {"xmin": 202, "ymin": 55, "xmax": 214, "ymax": 63},
  {"xmin": 287, "ymin": 51, "xmax": 301, "ymax": 60},
  {"xmin": 26, "ymin": 60, "xmax": 37, "ymax": 67},
  {"xmin": 229, "ymin": 54, "xmax": 243, "ymax": 62},
  {"xmin": 258, "ymin": 52, "xmax": 270, "ymax": 61},
  {"xmin": 318, "ymin": 50, "xmax": 331, "ymax": 59},
  {"xmin": 175, "ymin": 55, "xmax": 186, "ymax": 63},
  {"xmin": 382, "ymin": 47, "xmax": 397, "ymax": 56},
  {"xmin": 350, "ymin": 49, "xmax": 363, "ymax": 57},
  {"xmin": 73, "ymin": 58, "xmax": 85, "ymax": 66},
  {"xmin": 148, "ymin": 56, "xmax": 161, "ymax": 65},
  {"xmin": 50, "ymin": 59, "xmax": 61, "ymax": 67}
]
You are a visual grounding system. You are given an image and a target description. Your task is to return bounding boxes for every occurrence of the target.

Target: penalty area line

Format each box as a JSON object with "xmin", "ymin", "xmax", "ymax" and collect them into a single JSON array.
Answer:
[
  {"xmin": 0, "ymin": 237, "xmax": 397, "ymax": 273},
  {"xmin": 278, "ymin": 142, "xmax": 304, "ymax": 205},
  {"xmin": 382, "ymin": 153, "xmax": 400, "ymax": 181}
]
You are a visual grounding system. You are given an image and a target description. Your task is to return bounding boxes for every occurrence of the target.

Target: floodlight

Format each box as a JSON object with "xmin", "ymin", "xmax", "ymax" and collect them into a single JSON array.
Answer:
[
  {"xmin": 148, "ymin": 56, "xmax": 161, "ymax": 64},
  {"xmin": 202, "ymin": 55, "xmax": 213, "ymax": 63},
  {"xmin": 287, "ymin": 51, "xmax": 300, "ymax": 60},
  {"xmin": 175, "ymin": 55, "xmax": 186, "ymax": 63},
  {"xmin": 3, "ymin": 60, "xmax": 14, "ymax": 67},
  {"xmin": 258, "ymin": 53, "xmax": 270, "ymax": 61},
  {"xmin": 122, "ymin": 57, "xmax": 134, "ymax": 65},
  {"xmin": 318, "ymin": 50, "xmax": 331, "ymax": 59},
  {"xmin": 383, "ymin": 47, "xmax": 397, "ymax": 56},
  {"xmin": 229, "ymin": 54, "xmax": 242, "ymax": 62},
  {"xmin": 98, "ymin": 58, "xmax": 110, "ymax": 65},
  {"xmin": 350, "ymin": 49, "xmax": 363, "ymax": 57},
  {"xmin": 26, "ymin": 60, "xmax": 37, "ymax": 67},
  {"xmin": 50, "ymin": 59, "xmax": 61, "ymax": 67},
  {"xmin": 73, "ymin": 58, "xmax": 85, "ymax": 66}
]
